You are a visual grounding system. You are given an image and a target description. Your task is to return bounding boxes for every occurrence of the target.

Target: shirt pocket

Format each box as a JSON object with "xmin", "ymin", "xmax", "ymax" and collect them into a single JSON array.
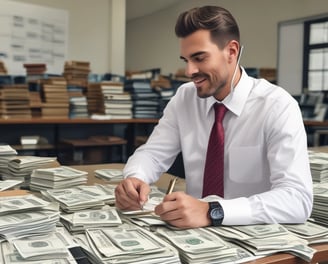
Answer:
[{"xmin": 229, "ymin": 145, "xmax": 263, "ymax": 183}]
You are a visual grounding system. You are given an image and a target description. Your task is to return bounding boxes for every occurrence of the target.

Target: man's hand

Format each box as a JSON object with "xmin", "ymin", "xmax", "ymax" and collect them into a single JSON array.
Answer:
[
  {"xmin": 154, "ymin": 192, "xmax": 211, "ymax": 228},
  {"xmin": 115, "ymin": 177, "xmax": 150, "ymax": 210}
]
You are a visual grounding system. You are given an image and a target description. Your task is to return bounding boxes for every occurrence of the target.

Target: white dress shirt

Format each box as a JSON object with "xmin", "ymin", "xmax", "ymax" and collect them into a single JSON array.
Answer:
[{"xmin": 123, "ymin": 68, "xmax": 313, "ymax": 225}]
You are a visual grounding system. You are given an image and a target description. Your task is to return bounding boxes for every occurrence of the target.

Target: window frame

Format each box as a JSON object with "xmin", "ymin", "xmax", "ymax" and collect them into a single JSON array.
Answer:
[{"xmin": 303, "ymin": 17, "xmax": 328, "ymax": 92}]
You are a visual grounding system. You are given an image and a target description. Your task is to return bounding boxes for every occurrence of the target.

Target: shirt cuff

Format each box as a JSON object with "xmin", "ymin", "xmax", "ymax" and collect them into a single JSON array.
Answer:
[{"xmin": 219, "ymin": 197, "xmax": 252, "ymax": 225}]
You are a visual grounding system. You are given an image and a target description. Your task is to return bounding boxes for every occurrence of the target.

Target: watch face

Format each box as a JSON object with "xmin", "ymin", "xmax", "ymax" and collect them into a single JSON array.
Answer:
[{"xmin": 210, "ymin": 208, "xmax": 223, "ymax": 219}]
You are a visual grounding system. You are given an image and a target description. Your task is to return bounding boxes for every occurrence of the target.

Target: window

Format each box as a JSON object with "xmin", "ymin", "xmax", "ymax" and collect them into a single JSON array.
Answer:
[{"xmin": 303, "ymin": 18, "xmax": 328, "ymax": 92}]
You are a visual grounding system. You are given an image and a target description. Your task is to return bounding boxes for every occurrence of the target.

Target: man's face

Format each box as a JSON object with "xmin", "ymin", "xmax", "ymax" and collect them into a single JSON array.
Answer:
[{"xmin": 179, "ymin": 29, "xmax": 231, "ymax": 100}]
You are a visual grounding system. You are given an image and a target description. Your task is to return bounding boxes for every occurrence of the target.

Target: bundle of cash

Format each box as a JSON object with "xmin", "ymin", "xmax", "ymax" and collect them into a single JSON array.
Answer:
[
  {"xmin": 60, "ymin": 205, "xmax": 122, "ymax": 233},
  {"xmin": 155, "ymin": 226, "xmax": 256, "ymax": 263},
  {"xmin": 283, "ymin": 220, "xmax": 328, "ymax": 244},
  {"xmin": 41, "ymin": 184, "xmax": 116, "ymax": 212},
  {"xmin": 30, "ymin": 166, "xmax": 88, "ymax": 191},
  {"xmin": 311, "ymin": 182, "xmax": 328, "ymax": 227},
  {"xmin": 209, "ymin": 224, "xmax": 316, "ymax": 262},
  {"xmin": 94, "ymin": 168, "xmax": 123, "ymax": 181},
  {"xmin": 1, "ymin": 228, "xmax": 77, "ymax": 263},
  {"xmin": 308, "ymin": 151, "xmax": 328, "ymax": 182},
  {"xmin": 73, "ymin": 223, "xmax": 180, "ymax": 264}
]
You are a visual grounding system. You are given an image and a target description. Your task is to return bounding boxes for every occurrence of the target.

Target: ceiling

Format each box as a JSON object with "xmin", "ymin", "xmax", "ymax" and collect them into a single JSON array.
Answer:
[{"xmin": 126, "ymin": 0, "xmax": 181, "ymax": 21}]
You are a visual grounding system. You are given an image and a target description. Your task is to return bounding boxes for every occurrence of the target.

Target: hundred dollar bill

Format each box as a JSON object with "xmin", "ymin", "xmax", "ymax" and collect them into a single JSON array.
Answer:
[
  {"xmin": 75, "ymin": 228, "xmax": 180, "ymax": 264},
  {"xmin": 0, "ymin": 209, "xmax": 59, "ymax": 240},
  {"xmin": 232, "ymin": 224, "xmax": 289, "ymax": 238},
  {"xmin": 1, "ymin": 240, "xmax": 76, "ymax": 264},
  {"xmin": 12, "ymin": 231, "xmax": 72, "ymax": 260},
  {"xmin": 283, "ymin": 220, "xmax": 328, "ymax": 244},
  {"xmin": 233, "ymin": 233, "xmax": 315, "ymax": 262},
  {"xmin": 155, "ymin": 227, "xmax": 227, "ymax": 254},
  {"xmin": 60, "ymin": 206, "xmax": 122, "ymax": 231}
]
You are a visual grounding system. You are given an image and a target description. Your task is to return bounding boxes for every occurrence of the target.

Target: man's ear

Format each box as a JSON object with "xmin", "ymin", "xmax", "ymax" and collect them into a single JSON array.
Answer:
[{"xmin": 226, "ymin": 40, "xmax": 240, "ymax": 63}]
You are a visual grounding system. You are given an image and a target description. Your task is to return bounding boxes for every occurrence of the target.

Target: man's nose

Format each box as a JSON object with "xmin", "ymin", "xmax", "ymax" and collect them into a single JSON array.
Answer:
[{"xmin": 185, "ymin": 62, "xmax": 199, "ymax": 77}]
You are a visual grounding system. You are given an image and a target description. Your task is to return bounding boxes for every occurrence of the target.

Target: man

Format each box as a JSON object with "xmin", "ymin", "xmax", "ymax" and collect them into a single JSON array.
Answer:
[{"xmin": 115, "ymin": 6, "xmax": 313, "ymax": 228}]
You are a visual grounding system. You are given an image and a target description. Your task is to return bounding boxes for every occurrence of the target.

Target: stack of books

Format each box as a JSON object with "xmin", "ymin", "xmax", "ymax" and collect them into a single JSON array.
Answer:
[
  {"xmin": 0, "ymin": 84, "xmax": 32, "ymax": 119},
  {"xmin": 100, "ymin": 81, "xmax": 133, "ymax": 119},
  {"xmin": 23, "ymin": 63, "xmax": 47, "ymax": 83},
  {"xmin": 151, "ymin": 75, "xmax": 177, "ymax": 117},
  {"xmin": 86, "ymin": 82, "xmax": 103, "ymax": 115},
  {"xmin": 124, "ymin": 78, "xmax": 160, "ymax": 118},
  {"xmin": 69, "ymin": 96, "xmax": 89, "ymax": 118},
  {"xmin": 87, "ymin": 81, "xmax": 133, "ymax": 119},
  {"xmin": 63, "ymin": 60, "xmax": 90, "ymax": 88},
  {"xmin": 66, "ymin": 79, "xmax": 88, "ymax": 119},
  {"xmin": 41, "ymin": 77, "xmax": 70, "ymax": 118},
  {"xmin": 29, "ymin": 90, "xmax": 42, "ymax": 117}
]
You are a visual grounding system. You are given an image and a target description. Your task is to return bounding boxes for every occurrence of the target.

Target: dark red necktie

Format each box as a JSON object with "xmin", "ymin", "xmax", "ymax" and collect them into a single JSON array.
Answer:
[{"xmin": 202, "ymin": 103, "xmax": 227, "ymax": 198}]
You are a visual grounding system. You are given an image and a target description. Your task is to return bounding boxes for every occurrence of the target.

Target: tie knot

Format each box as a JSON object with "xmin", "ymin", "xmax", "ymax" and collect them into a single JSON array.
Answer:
[{"xmin": 214, "ymin": 103, "xmax": 227, "ymax": 123}]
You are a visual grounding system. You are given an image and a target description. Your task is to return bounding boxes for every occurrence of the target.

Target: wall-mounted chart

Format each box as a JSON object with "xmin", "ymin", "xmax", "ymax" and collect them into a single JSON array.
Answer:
[{"xmin": 0, "ymin": 1, "xmax": 68, "ymax": 75}]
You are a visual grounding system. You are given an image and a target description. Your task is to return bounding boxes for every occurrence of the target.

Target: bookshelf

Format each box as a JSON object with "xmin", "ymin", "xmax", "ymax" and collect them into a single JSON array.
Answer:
[{"xmin": 1, "ymin": 118, "xmax": 158, "ymax": 164}]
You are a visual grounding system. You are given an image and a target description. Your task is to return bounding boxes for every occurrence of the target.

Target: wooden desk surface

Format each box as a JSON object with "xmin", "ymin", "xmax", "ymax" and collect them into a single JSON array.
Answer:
[
  {"xmin": 68, "ymin": 163, "xmax": 328, "ymax": 264},
  {"xmin": 71, "ymin": 163, "xmax": 185, "ymax": 193},
  {"xmin": 309, "ymin": 146, "xmax": 328, "ymax": 153}
]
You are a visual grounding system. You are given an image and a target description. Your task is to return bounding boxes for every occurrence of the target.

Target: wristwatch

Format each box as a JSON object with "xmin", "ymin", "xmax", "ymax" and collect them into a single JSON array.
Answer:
[{"xmin": 208, "ymin": 201, "xmax": 224, "ymax": 226}]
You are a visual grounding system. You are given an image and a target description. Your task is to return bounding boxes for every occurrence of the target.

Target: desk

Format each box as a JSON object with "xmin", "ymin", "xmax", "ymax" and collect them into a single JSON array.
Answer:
[
  {"xmin": 71, "ymin": 163, "xmax": 328, "ymax": 264},
  {"xmin": 71, "ymin": 163, "xmax": 185, "ymax": 193},
  {"xmin": 309, "ymin": 146, "xmax": 328, "ymax": 153}
]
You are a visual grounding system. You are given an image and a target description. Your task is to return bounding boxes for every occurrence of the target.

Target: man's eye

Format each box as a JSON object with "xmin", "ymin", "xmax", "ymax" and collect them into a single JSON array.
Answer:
[{"xmin": 194, "ymin": 56, "xmax": 205, "ymax": 62}]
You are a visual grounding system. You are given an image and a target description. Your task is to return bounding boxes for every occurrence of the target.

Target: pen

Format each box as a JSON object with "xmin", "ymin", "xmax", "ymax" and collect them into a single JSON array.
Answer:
[{"xmin": 166, "ymin": 177, "xmax": 178, "ymax": 194}]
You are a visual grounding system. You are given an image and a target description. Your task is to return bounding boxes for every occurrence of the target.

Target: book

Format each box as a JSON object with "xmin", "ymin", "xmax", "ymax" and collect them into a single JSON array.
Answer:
[
  {"xmin": 100, "ymin": 81, "xmax": 124, "ymax": 94},
  {"xmin": 124, "ymin": 79, "xmax": 152, "ymax": 91},
  {"xmin": 20, "ymin": 136, "xmax": 40, "ymax": 145},
  {"xmin": 104, "ymin": 93, "xmax": 131, "ymax": 100}
]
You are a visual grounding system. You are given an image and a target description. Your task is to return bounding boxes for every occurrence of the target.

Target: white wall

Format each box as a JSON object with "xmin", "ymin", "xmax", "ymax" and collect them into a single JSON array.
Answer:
[
  {"xmin": 126, "ymin": 0, "xmax": 328, "ymax": 75},
  {"xmin": 6, "ymin": 0, "xmax": 328, "ymax": 77}
]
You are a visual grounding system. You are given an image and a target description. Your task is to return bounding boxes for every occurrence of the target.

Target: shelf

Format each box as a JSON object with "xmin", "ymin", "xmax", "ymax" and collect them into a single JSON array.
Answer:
[
  {"xmin": 11, "ymin": 144, "xmax": 55, "ymax": 151},
  {"xmin": 0, "ymin": 117, "xmax": 159, "ymax": 125}
]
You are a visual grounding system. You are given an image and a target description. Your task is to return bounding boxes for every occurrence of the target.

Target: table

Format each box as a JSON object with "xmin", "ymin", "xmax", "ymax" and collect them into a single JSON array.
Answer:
[{"xmin": 71, "ymin": 163, "xmax": 328, "ymax": 264}]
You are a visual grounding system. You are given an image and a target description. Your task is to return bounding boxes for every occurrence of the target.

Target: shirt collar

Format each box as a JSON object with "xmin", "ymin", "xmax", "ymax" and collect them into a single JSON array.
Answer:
[{"xmin": 205, "ymin": 67, "xmax": 253, "ymax": 117}]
